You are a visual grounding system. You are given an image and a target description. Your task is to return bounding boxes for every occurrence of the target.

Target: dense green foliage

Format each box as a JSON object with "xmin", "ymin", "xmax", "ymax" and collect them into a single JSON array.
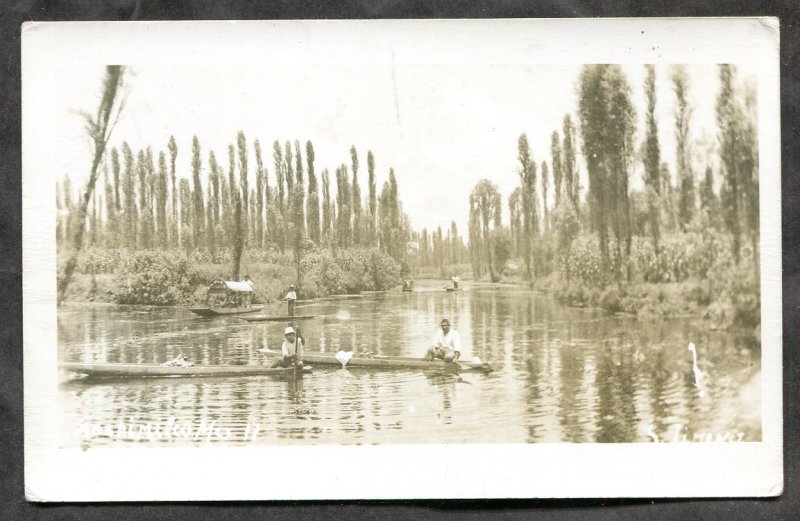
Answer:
[{"xmin": 112, "ymin": 250, "xmax": 201, "ymax": 305}]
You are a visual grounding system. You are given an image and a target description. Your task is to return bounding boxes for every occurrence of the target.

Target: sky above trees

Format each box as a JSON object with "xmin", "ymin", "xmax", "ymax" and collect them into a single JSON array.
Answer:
[{"xmin": 50, "ymin": 60, "xmax": 753, "ymax": 236}]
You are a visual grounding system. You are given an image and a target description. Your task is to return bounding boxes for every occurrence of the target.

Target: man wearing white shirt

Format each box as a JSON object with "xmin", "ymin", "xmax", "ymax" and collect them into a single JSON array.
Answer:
[{"xmin": 426, "ymin": 318, "xmax": 461, "ymax": 362}]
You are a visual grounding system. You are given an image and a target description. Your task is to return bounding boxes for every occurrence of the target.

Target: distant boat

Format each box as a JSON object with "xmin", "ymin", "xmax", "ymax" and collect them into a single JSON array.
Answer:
[
  {"xmin": 190, "ymin": 279, "xmax": 260, "ymax": 316},
  {"xmin": 444, "ymin": 287, "xmax": 462, "ymax": 292}
]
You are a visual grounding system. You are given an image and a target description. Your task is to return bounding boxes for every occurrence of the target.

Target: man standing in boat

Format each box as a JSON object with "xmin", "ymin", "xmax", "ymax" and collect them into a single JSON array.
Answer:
[
  {"xmin": 283, "ymin": 284, "xmax": 297, "ymax": 316},
  {"xmin": 270, "ymin": 326, "xmax": 304, "ymax": 368},
  {"xmin": 426, "ymin": 318, "xmax": 461, "ymax": 363},
  {"xmin": 242, "ymin": 275, "xmax": 254, "ymax": 307}
]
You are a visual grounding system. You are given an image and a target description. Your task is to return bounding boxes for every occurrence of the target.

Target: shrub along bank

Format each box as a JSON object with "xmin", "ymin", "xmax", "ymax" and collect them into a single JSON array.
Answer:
[{"xmin": 59, "ymin": 246, "xmax": 402, "ymax": 306}]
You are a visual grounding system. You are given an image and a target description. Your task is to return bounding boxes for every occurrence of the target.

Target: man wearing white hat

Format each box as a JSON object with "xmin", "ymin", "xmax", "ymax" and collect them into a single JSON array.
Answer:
[{"xmin": 270, "ymin": 326, "xmax": 305, "ymax": 368}]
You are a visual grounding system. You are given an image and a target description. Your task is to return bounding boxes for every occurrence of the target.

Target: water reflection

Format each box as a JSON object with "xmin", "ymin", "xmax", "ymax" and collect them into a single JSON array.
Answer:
[{"xmin": 58, "ymin": 286, "xmax": 761, "ymax": 447}]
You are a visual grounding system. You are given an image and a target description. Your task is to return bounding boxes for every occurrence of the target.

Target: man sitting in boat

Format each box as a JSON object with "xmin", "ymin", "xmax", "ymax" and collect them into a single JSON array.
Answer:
[
  {"xmin": 269, "ymin": 326, "xmax": 305, "ymax": 368},
  {"xmin": 283, "ymin": 284, "xmax": 297, "ymax": 316},
  {"xmin": 425, "ymin": 318, "xmax": 461, "ymax": 362}
]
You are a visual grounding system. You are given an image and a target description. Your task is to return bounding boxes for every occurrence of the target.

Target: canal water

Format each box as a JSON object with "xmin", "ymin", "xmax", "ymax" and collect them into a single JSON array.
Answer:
[{"xmin": 57, "ymin": 283, "xmax": 761, "ymax": 447}]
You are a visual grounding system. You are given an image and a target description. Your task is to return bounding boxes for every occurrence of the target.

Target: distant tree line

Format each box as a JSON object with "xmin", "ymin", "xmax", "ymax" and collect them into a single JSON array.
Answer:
[{"xmin": 57, "ymin": 135, "xmax": 412, "ymax": 280}]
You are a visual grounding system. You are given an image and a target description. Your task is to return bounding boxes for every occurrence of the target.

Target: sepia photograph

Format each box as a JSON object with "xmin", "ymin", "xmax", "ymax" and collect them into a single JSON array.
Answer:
[{"xmin": 23, "ymin": 18, "xmax": 782, "ymax": 500}]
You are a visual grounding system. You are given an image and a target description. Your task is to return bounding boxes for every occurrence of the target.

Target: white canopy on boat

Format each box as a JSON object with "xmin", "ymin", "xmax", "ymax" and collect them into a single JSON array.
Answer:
[{"xmin": 220, "ymin": 280, "xmax": 254, "ymax": 292}]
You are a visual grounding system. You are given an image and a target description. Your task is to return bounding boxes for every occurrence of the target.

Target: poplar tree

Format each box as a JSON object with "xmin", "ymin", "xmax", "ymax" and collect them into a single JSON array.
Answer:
[
  {"xmin": 191, "ymin": 136, "xmax": 205, "ymax": 250},
  {"xmin": 470, "ymin": 179, "xmax": 502, "ymax": 282},
  {"xmin": 179, "ymin": 178, "xmax": 193, "ymax": 252},
  {"xmin": 208, "ymin": 151, "xmax": 221, "ymax": 252},
  {"xmin": 367, "ymin": 150, "xmax": 377, "ymax": 246},
  {"xmin": 111, "ymin": 147, "xmax": 121, "ymax": 213},
  {"xmin": 350, "ymin": 145, "xmax": 362, "ymax": 246},
  {"xmin": 237, "ymin": 132, "xmax": 249, "ymax": 219},
  {"xmin": 541, "ymin": 160, "xmax": 549, "ymax": 231},
  {"xmin": 672, "ymin": 65, "xmax": 694, "ymax": 229},
  {"xmin": 578, "ymin": 65, "xmax": 636, "ymax": 280},
  {"xmin": 122, "ymin": 142, "xmax": 137, "ymax": 243},
  {"xmin": 643, "ymin": 64, "xmax": 662, "ymax": 255},
  {"xmin": 284, "ymin": 140, "xmax": 294, "ymax": 201},
  {"xmin": 254, "ymin": 140, "xmax": 265, "ymax": 248},
  {"xmin": 306, "ymin": 141, "xmax": 320, "ymax": 244},
  {"xmin": 273, "ymin": 140, "xmax": 285, "ymax": 217},
  {"xmin": 321, "ymin": 169, "xmax": 332, "ymax": 246},
  {"xmin": 336, "ymin": 164, "xmax": 352, "ymax": 248},
  {"xmin": 293, "ymin": 139, "xmax": 305, "ymax": 234},
  {"xmin": 156, "ymin": 151, "xmax": 168, "ymax": 248},
  {"xmin": 517, "ymin": 133, "xmax": 538, "ymax": 280},
  {"xmin": 716, "ymin": 64, "xmax": 741, "ymax": 263},
  {"xmin": 168, "ymin": 135, "xmax": 178, "ymax": 244},
  {"xmin": 550, "ymin": 132, "xmax": 562, "ymax": 206},
  {"xmin": 562, "ymin": 115, "xmax": 579, "ymax": 212}
]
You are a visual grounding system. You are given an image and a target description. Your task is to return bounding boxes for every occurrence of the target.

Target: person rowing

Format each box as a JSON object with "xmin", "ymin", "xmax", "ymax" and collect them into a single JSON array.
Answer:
[
  {"xmin": 425, "ymin": 318, "xmax": 461, "ymax": 363},
  {"xmin": 269, "ymin": 326, "xmax": 304, "ymax": 368}
]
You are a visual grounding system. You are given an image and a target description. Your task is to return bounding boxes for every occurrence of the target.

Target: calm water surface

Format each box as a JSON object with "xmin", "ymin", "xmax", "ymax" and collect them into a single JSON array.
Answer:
[{"xmin": 58, "ymin": 284, "xmax": 761, "ymax": 447}]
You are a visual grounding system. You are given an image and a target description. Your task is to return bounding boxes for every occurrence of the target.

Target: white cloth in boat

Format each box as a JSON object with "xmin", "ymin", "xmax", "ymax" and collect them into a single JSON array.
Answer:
[
  {"xmin": 432, "ymin": 328, "xmax": 461, "ymax": 354},
  {"xmin": 281, "ymin": 338, "xmax": 303, "ymax": 362}
]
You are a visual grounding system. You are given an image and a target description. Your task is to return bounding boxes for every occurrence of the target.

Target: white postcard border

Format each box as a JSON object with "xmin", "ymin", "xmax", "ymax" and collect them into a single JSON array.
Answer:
[{"xmin": 23, "ymin": 18, "xmax": 782, "ymax": 500}]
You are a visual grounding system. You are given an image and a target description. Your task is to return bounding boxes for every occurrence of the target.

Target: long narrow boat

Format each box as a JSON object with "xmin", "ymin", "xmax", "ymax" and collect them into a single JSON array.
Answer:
[
  {"xmin": 444, "ymin": 287, "xmax": 462, "ymax": 292},
  {"xmin": 189, "ymin": 306, "xmax": 263, "ymax": 317},
  {"xmin": 271, "ymin": 352, "xmax": 493, "ymax": 373},
  {"xmin": 60, "ymin": 362, "xmax": 310, "ymax": 379},
  {"xmin": 240, "ymin": 314, "xmax": 317, "ymax": 322}
]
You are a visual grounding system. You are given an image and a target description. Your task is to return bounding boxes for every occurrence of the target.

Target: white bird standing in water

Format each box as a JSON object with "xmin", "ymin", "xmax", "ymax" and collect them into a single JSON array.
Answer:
[{"xmin": 688, "ymin": 342, "xmax": 706, "ymax": 396}]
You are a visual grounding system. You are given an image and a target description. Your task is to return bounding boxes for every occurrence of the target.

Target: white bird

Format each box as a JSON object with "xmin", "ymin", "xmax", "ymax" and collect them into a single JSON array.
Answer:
[
  {"xmin": 688, "ymin": 342, "xmax": 706, "ymax": 396},
  {"xmin": 335, "ymin": 350, "xmax": 353, "ymax": 369}
]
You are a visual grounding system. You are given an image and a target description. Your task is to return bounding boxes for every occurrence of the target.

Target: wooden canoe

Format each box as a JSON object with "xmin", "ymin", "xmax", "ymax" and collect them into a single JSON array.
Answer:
[
  {"xmin": 284, "ymin": 353, "xmax": 493, "ymax": 372},
  {"xmin": 240, "ymin": 314, "xmax": 317, "ymax": 322},
  {"xmin": 60, "ymin": 362, "xmax": 311, "ymax": 378},
  {"xmin": 444, "ymin": 287, "xmax": 462, "ymax": 292},
  {"xmin": 189, "ymin": 306, "xmax": 263, "ymax": 317}
]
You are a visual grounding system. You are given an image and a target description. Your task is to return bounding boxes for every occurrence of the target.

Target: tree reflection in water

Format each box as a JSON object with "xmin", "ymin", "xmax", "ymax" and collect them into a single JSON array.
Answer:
[{"xmin": 58, "ymin": 288, "xmax": 761, "ymax": 447}]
